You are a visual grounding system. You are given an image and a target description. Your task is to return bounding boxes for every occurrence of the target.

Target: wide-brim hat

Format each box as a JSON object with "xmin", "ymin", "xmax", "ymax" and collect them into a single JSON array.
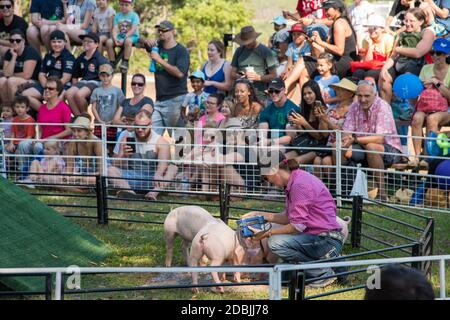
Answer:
[
  {"xmin": 234, "ymin": 26, "xmax": 261, "ymax": 46},
  {"xmin": 71, "ymin": 116, "xmax": 92, "ymax": 131},
  {"xmin": 330, "ymin": 78, "xmax": 358, "ymax": 93}
]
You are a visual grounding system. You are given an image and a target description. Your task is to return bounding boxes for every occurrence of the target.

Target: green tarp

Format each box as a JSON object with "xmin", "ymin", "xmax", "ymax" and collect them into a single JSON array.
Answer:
[{"xmin": 0, "ymin": 177, "xmax": 110, "ymax": 292}]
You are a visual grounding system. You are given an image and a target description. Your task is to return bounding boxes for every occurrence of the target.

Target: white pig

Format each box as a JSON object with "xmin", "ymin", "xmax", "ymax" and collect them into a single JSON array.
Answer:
[
  {"xmin": 163, "ymin": 206, "xmax": 217, "ymax": 267},
  {"xmin": 188, "ymin": 220, "xmax": 246, "ymax": 293}
]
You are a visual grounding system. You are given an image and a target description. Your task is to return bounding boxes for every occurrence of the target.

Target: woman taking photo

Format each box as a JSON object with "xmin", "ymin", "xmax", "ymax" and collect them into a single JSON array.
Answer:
[
  {"xmin": 379, "ymin": 8, "xmax": 435, "ymax": 103},
  {"xmin": 285, "ymin": 80, "xmax": 328, "ymax": 165},
  {"xmin": 313, "ymin": 78, "xmax": 356, "ymax": 183},
  {"xmin": 242, "ymin": 154, "xmax": 344, "ymax": 288},
  {"xmin": 201, "ymin": 40, "xmax": 233, "ymax": 94}
]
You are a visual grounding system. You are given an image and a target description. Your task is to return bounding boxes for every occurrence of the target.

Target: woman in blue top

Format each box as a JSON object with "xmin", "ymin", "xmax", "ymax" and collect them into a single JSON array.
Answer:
[{"xmin": 201, "ymin": 39, "xmax": 233, "ymax": 94}]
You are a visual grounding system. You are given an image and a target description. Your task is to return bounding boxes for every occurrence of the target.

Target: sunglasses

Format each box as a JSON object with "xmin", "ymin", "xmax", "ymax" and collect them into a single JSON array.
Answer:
[
  {"xmin": 44, "ymin": 86, "xmax": 57, "ymax": 91},
  {"xmin": 158, "ymin": 29, "xmax": 171, "ymax": 33},
  {"xmin": 9, "ymin": 38, "xmax": 22, "ymax": 44},
  {"xmin": 268, "ymin": 89, "xmax": 282, "ymax": 95},
  {"xmin": 0, "ymin": 4, "xmax": 12, "ymax": 9},
  {"xmin": 131, "ymin": 82, "xmax": 145, "ymax": 87},
  {"xmin": 430, "ymin": 50, "xmax": 445, "ymax": 56},
  {"xmin": 135, "ymin": 122, "xmax": 152, "ymax": 130}
]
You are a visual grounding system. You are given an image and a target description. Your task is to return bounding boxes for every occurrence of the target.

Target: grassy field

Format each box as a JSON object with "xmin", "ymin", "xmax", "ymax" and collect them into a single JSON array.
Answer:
[{"xmin": 25, "ymin": 189, "xmax": 450, "ymax": 300}]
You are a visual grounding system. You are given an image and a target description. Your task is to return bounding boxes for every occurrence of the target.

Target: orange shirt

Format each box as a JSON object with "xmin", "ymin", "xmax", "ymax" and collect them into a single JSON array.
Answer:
[{"xmin": 12, "ymin": 115, "xmax": 36, "ymax": 144}]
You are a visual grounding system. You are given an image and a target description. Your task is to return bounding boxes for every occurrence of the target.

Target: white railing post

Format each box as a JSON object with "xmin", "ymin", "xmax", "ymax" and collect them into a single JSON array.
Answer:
[
  {"xmin": 440, "ymin": 259, "xmax": 446, "ymax": 300},
  {"xmin": 268, "ymin": 267, "xmax": 283, "ymax": 300},
  {"xmin": 0, "ymin": 127, "xmax": 6, "ymax": 178},
  {"xmin": 335, "ymin": 130, "xmax": 342, "ymax": 207},
  {"xmin": 54, "ymin": 271, "xmax": 62, "ymax": 300}
]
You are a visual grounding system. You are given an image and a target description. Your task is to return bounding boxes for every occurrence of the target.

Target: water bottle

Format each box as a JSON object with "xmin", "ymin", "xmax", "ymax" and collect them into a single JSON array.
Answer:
[{"xmin": 149, "ymin": 47, "xmax": 159, "ymax": 73}]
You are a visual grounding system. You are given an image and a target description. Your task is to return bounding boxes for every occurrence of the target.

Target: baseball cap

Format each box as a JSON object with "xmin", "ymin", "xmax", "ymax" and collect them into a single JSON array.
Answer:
[
  {"xmin": 268, "ymin": 78, "xmax": 285, "ymax": 91},
  {"xmin": 272, "ymin": 16, "xmax": 288, "ymax": 26},
  {"xmin": 49, "ymin": 30, "xmax": 66, "ymax": 41},
  {"xmin": 119, "ymin": 0, "xmax": 133, "ymax": 3},
  {"xmin": 432, "ymin": 38, "xmax": 450, "ymax": 55},
  {"xmin": 320, "ymin": 0, "xmax": 346, "ymax": 9},
  {"xmin": 155, "ymin": 20, "xmax": 175, "ymax": 31},
  {"xmin": 79, "ymin": 31, "xmax": 100, "ymax": 43},
  {"xmin": 99, "ymin": 63, "xmax": 114, "ymax": 75},
  {"xmin": 189, "ymin": 70, "xmax": 206, "ymax": 81}
]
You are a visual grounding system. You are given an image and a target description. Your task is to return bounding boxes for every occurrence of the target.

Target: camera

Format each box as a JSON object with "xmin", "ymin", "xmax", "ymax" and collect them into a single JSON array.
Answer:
[{"xmin": 223, "ymin": 33, "xmax": 234, "ymax": 47}]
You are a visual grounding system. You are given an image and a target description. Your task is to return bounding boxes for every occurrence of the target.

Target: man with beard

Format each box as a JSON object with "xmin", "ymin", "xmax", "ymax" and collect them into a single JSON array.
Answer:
[{"xmin": 108, "ymin": 109, "xmax": 178, "ymax": 201}]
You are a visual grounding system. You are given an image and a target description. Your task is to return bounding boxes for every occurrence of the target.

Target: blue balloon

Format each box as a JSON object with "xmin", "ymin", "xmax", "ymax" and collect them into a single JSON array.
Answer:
[
  {"xmin": 435, "ymin": 160, "xmax": 450, "ymax": 190},
  {"xmin": 393, "ymin": 73, "xmax": 424, "ymax": 99},
  {"xmin": 426, "ymin": 131, "xmax": 442, "ymax": 157}
]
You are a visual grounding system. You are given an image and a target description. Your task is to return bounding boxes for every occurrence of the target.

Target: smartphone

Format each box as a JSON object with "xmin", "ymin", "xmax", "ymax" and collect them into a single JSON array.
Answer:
[{"xmin": 126, "ymin": 136, "xmax": 136, "ymax": 153}]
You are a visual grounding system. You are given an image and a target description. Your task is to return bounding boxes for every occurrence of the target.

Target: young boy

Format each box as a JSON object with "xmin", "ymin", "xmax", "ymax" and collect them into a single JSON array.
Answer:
[
  {"xmin": 93, "ymin": 0, "xmax": 116, "ymax": 55},
  {"xmin": 105, "ymin": 0, "xmax": 140, "ymax": 71},
  {"xmin": 6, "ymin": 95, "xmax": 38, "ymax": 172},
  {"xmin": 181, "ymin": 70, "xmax": 209, "ymax": 123},
  {"xmin": 91, "ymin": 63, "xmax": 125, "ymax": 153}
]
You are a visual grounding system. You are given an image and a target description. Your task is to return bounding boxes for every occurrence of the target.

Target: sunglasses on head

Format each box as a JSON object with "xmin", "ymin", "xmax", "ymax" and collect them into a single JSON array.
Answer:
[
  {"xmin": 9, "ymin": 38, "xmax": 22, "ymax": 44},
  {"xmin": 430, "ymin": 50, "xmax": 445, "ymax": 56},
  {"xmin": 0, "ymin": 4, "xmax": 12, "ymax": 9},
  {"xmin": 131, "ymin": 82, "xmax": 145, "ymax": 87}
]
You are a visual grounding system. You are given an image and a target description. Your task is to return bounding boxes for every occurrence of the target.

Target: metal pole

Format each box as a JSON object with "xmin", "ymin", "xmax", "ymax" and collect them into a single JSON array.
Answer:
[
  {"xmin": 351, "ymin": 196, "xmax": 363, "ymax": 248},
  {"xmin": 101, "ymin": 123, "xmax": 108, "ymax": 178},
  {"xmin": 0, "ymin": 127, "xmax": 7, "ymax": 178},
  {"xmin": 45, "ymin": 274, "xmax": 52, "ymax": 300},
  {"xmin": 96, "ymin": 175, "xmax": 104, "ymax": 225},
  {"xmin": 439, "ymin": 259, "xmax": 446, "ymax": 300},
  {"xmin": 335, "ymin": 130, "xmax": 342, "ymax": 207},
  {"xmin": 54, "ymin": 272, "xmax": 62, "ymax": 300}
]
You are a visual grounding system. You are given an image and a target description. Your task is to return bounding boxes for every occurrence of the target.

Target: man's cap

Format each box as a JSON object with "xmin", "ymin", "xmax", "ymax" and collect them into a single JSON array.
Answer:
[
  {"xmin": 155, "ymin": 20, "xmax": 175, "ymax": 31},
  {"xmin": 49, "ymin": 30, "xmax": 66, "ymax": 41},
  {"xmin": 272, "ymin": 16, "xmax": 288, "ymax": 26},
  {"xmin": 320, "ymin": 0, "xmax": 346, "ymax": 9},
  {"xmin": 330, "ymin": 78, "xmax": 358, "ymax": 93},
  {"xmin": 233, "ymin": 25, "xmax": 261, "ymax": 46},
  {"xmin": 268, "ymin": 78, "xmax": 285, "ymax": 91},
  {"xmin": 432, "ymin": 38, "xmax": 450, "ymax": 55},
  {"xmin": 79, "ymin": 31, "xmax": 100, "ymax": 43},
  {"xmin": 363, "ymin": 15, "xmax": 386, "ymax": 28},
  {"xmin": 99, "ymin": 63, "xmax": 114, "ymax": 75},
  {"xmin": 289, "ymin": 23, "xmax": 306, "ymax": 34},
  {"xmin": 189, "ymin": 70, "xmax": 206, "ymax": 81}
]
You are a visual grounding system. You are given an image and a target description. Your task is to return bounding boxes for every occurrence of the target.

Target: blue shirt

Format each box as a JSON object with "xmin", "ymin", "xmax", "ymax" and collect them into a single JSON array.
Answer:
[
  {"xmin": 30, "ymin": 0, "xmax": 64, "ymax": 21},
  {"xmin": 434, "ymin": 0, "xmax": 450, "ymax": 32},
  {"xmin": 286, "ymin": 42, "xmax": 311, "ymax": 63},
  {"xmin": 114, "ymin": 11, "xmax": 140, "ymax": 39},
  {"xmin": 259, "ymin": 99, "xmax": 300, "ymax": 138},
  {"xmin": 314, "ymin": 75, "xmax": 340, "ymax": 109}
]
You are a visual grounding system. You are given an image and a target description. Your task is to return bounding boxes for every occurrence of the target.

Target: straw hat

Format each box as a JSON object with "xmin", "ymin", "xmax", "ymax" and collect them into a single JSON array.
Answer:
[
  {"xmin": 71, "ymin": 116, "xmax": 92, "ymax": 131},
  {"xmin": 234, "ymin": 26, "xmax": 261, "ymax": 46},
  {"xmin": 330, "ymin": 78, "xmax": 358, "ymax": 93}
]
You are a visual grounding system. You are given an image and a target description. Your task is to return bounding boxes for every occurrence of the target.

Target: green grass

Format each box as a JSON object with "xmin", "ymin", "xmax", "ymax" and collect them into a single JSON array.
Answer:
[{"xmin": 20, "ymin": 190, "xmax": 450, "ymax": 300}]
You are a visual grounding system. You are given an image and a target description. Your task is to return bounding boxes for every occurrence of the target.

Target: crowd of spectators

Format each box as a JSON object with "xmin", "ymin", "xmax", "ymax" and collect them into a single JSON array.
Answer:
[{"xmin": 1, "ymin": 0, "xmax": 450, "ymax": 202}]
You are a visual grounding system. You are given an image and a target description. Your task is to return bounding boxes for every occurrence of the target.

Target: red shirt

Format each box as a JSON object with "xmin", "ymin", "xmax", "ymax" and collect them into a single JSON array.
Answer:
[
  {"xmin": 12, "ymin": 115, "xmax": 36, "ymax": 144},
  {"xmin": 296, "ymin": 0, "xmax": 325, "ymax": 19}
]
